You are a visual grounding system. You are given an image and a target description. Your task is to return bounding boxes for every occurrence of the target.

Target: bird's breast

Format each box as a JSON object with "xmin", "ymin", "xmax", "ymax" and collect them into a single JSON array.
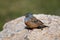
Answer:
[{"xmin": 25, "ymin": 20, "xmax": 39, "ymax": 28}]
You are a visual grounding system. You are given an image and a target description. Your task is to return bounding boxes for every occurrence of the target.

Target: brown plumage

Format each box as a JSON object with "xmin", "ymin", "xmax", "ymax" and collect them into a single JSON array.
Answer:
[{"xmin": 24, "ymin": 13, "xmax": 48, "ymax": 30}]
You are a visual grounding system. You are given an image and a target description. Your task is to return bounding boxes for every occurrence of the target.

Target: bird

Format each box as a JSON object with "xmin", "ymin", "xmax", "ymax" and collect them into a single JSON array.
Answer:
[{"xmin": 24, "ymin": 12, "xmax": 48, "ymax": 30}]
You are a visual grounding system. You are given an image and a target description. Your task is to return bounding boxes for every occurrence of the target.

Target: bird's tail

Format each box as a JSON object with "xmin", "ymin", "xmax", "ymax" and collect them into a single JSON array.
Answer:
[
  {"xmin": 41, "ymin": 25, "xmax": 48, "ymax": 28},
  {"xmin": 37, "ymin": 25, "xmax": 48, "ymax": 30}
]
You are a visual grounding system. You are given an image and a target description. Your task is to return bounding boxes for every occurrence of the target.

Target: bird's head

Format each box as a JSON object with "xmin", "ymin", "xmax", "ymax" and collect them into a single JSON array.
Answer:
[{"xmin": 25, "ymin": 12, "xmax": 33, "ymax": 18}]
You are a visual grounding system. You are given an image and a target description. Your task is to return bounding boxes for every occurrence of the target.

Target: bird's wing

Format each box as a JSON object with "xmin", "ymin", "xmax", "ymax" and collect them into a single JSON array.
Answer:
[{"xmin": 31, "ymin": 16, "xmax": 44, "ymax": 25}]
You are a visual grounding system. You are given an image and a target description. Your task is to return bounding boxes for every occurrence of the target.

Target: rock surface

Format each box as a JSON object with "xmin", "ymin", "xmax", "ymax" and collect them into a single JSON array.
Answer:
[{"xmin": 0, "ymin": 14, "xmax": 60, "ymax": 40}]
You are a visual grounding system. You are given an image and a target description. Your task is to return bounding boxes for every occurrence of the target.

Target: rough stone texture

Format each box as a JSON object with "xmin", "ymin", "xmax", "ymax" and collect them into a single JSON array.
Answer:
[{"xmin": 0, "ymin": 14, "xmax": 60, "ymax": 40}]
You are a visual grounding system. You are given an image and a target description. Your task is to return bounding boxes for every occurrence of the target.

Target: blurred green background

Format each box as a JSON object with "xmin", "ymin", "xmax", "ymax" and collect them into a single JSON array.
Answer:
[{"xmin": 0, "ymin": 0, "xmax": 60, "ymax": 31}]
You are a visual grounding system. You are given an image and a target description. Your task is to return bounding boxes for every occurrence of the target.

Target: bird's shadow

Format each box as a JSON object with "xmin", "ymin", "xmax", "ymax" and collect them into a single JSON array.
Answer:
[
  {"xmin": 25, "ymin": 26, "xmax": 33, "ymax": 30},
  {"xmin": 25, "ymin": 26, "xmax": 48, "ymax": 30},
  {"xmin": 37, "ymin": 26, "xmax": 48, "ymax": 30}
]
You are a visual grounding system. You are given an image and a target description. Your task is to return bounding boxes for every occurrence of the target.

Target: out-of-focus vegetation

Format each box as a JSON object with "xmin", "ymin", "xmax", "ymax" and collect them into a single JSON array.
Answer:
[{"xmin": 0, "ymin": 0, "xmax": 60, "ymax": 31}]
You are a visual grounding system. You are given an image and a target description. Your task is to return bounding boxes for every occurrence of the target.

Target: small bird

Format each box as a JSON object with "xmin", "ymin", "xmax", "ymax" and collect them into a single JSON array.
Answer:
[{"xmin": 24, "ymin": 13, "xmax": 48, "ymax": 30}]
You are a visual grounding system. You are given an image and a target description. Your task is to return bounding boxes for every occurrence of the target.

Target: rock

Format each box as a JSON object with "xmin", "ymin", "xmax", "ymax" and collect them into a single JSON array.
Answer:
[{"xmin": 0, "ymin": 14, "xmax": 60, "ymax": 40}]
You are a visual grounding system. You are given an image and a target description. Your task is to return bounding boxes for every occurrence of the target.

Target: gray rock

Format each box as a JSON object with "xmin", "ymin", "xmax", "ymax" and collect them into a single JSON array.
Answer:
[{"xmin": 0, "ymin": 14, "xmax": 60, "ymax": 40}]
